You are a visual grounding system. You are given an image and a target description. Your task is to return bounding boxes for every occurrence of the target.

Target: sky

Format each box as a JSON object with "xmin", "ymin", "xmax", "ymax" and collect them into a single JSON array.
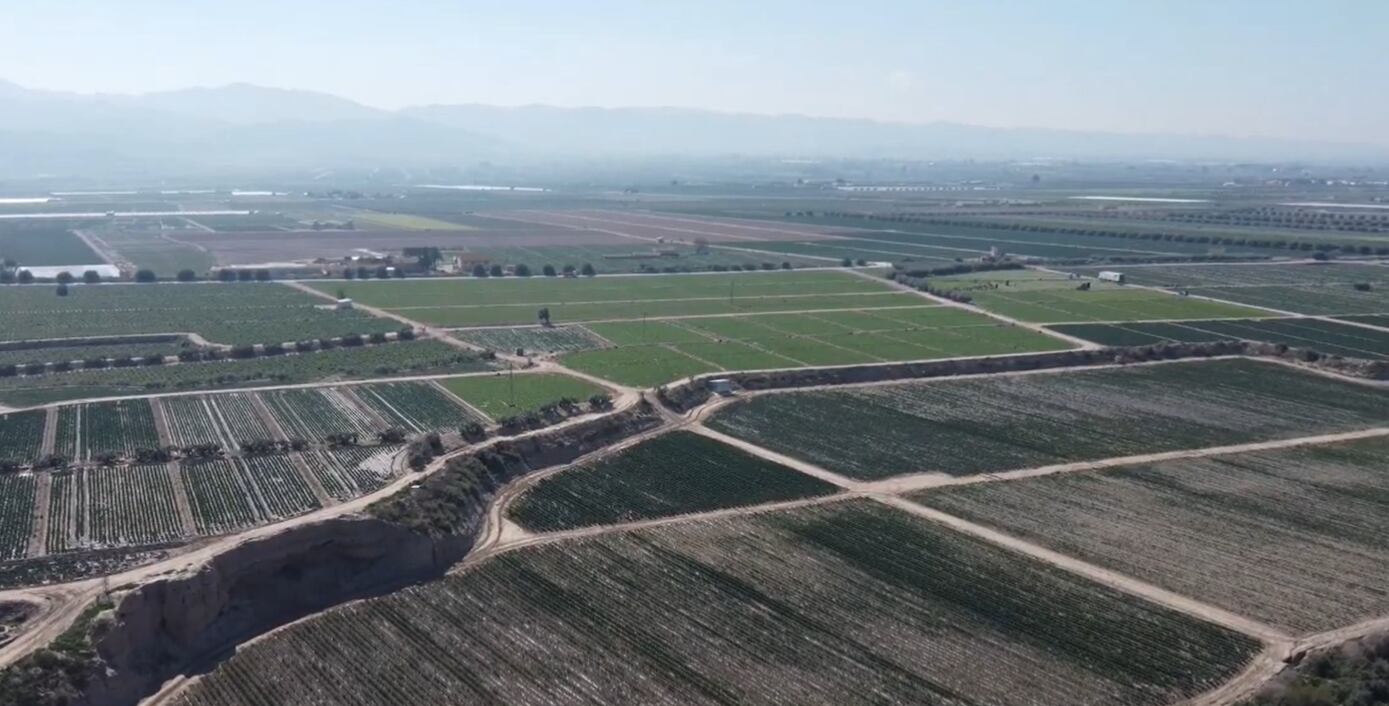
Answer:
[{"xmin": 1, "ymin": 0, "xmax": 1385, "ymax": 145}]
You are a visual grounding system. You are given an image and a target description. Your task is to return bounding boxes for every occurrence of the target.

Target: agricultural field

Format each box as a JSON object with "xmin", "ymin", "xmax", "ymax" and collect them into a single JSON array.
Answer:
[
  {"xmin": 706, "ymin": 359, "xmax": 1389, "ymax": 480},
  {"xmin": 459, "ymin": 243, "xmax": 829, "ymax": 274},
  {"xmin": 238, "ymin": 456, "xmax": 321, "ymax": 518},
  {"xmin": 54, "ymin": 399, "xmax": 161, "ymax": 461},
  {"xmin": 312, "ymin": 270, "xmax": 914, "ymax": 327},
  {"xmin": 1050, "ymin": 317, "xmax": 1389, "ymax": 358},
  {"xmin": 438, "ymin": 373, "xmax": 604, "ymax": 419},
  {"xmin": 915, "ymin": 436, "xmax": 1389, "ymax": 634},
  {"xmin": 0, "ymin": 475, "xmax": 36, "ymax": 560},
  {"xmin": 561, "ymin": 306, "xmax": 1072, "ymax": 387},
  {"xmin": 1066, "ymin": 263, "xmax": 1389, "ymax": 315},
  {"xmin": 0, "ymin": 337, "xmax": 192, "ymax": 369},
  {"xmin": 260, "ymin": 389, "xmax": 379, "ymax": 442},
  {"xmin": 0, "ymin": 340, "xmax": 491, "ymax": 407},
  {"xmin": 351, "ymin": 212, "xmax": 475, "ymax": 231},
  {"xmin": 172, "ymin": 501, "xmax": 1258, "ymax": 706},
  {"xmin": 86, "ymin": 223, "xmax": 218, "ymax": 276},
  {"xmin": 300, "ymin": 445, "xmax": 402, "ymax": 501},
  {"xmin": 508, "ymin": 431, "xmax": 839, "ymax": 531},
  {"xmin": 180, "ymin": 457, "xmax": 320, "ymax": 535},
  {"xmin": 450, "ymin": 325, "xmax": 609, "ymax": 354},
  {"xmin": 0, "ymin": 226, "xmax": 103, "ymax": 266},
  {"xmin": 928, "ymin": 269, "xmax": 1265, "ymax": 323},
  {"xmin": 351, "ymin": 381, "xmax": 481, "ymax": 432},
  {"xmin": 0, "ymin": 410, "xmax": 46, "ymax": 464},
  {"xmin": 46, "ymin": 464, "xmax": 184, "ymax": 552},
  {"xmin": 0, "ymin": 282, "xmax": 396, "ymax": 345},
  {"xmin": 159, "ymin": 396, "xmax": 233, "ymax": 448}
]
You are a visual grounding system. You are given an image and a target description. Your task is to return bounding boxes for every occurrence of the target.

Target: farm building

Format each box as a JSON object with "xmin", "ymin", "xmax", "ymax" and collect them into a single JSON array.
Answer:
[{"xmin": 1097, "ymin": 270, "xmax": 1126, "ymax": 283}]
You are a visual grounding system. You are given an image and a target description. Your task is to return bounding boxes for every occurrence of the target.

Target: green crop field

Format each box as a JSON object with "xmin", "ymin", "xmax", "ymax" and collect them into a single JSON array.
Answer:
[
  {"xmin": 916, "ymin": 436, "xmax": 1389, "ymax": 634},
  {"xmin": 459, "ymin": 243, "xmax": 829, "ymax": 274},
  {"xmin": 0, "ymin": 340, "xmax": 491, "ymax": 408},
  {"xmin": 0, "ymin": 338, "xmax": 193, "ymax": 369},
  {"xmin": 0, "ymin": 410, "xmax": 46, "ymax": 463},
  {"xmin": 508, "ymin": 431, "xmax": 838, "ymax": 531},
  {"xmin": 561, "ymin": 306, "xmax": 1073, "ymax": 387},
  {"xmin": 311, "ymin": 271, "xmax": 919, "ymax": 327},
  {"xmin": 171, "ymin": 501, "xmax": 1258, "ymax": 706},
  {"xmin": 352, "ymin": 381, "xmax": 483, "ymax": 432},
  {"xmin": 0, "ymin": 227, "xmax": 103, "ymax": 266},
  {"xmin": 0, "ymin": 283, "xmax": 397, "ymax": 345},
  {"xmin": 0, "ymin": 475, "xmax": 36, "ymax": 560},
  {"xmin": 1050, "ymin": 317, "xmax": 1389, "ymax": 358},
  {"xmin": 1065, "ymin": 263, "xmax": 1389, "ymax": 316},
  {"xmin": 438, "ymin": 372, "xmax": 604, "ymax": 420},
  {"xmin": 450, "ymin": 325, "xmax": 609, "ymax": 354},
  {"xmin": 930, "ymin": 270, "xmax": 1265, "ymax": 323},
  {"xmin": 706, "ymin": 359, "xmax": 1389, "ymax": 480}
]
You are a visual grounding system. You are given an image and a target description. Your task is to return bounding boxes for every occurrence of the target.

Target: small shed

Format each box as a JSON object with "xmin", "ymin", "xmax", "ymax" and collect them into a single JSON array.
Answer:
[
  {"xmin": 1097, "ymin": 270, "xmax": 1125, "ymax": 283},
  {"xmin": 335, "ymin": 298, "xmax": 354, "ymax": 310}
]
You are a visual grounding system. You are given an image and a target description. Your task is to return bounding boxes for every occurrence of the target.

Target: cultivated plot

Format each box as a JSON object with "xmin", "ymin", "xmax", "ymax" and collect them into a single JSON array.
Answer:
[
  {"xmin": 438, "ymin": 373, "xmax": 604, "ymax": 419},
  {"xmin": 706, "ymin": 359, "xmax": 1389, "ymax": 481},
  {"xmin": 1050, "ymin": 317, "xmax": 1389, "ymax": 358},
  {"xmin": 450, "ymin": 325, "xmax": 609, "ymax": 354},
  {"xmin": 1068, "ymin": 263, "xmax": 1389, "ymax": 315},
  {"xmin": 351, "ymin": 381, "xmax": 481, "ymax": 432},
  {"xmin": 916, "ymin": 436, "xmax": 1389, "ymax": 634},
  {"xmin": 0, "ymin": 226, "xmax": 103, "ymax": 266},
  {"xmin": 0, "ymin": 410, "xmax": 46, "ymax": 464},
  {"xmin": 172, "ymin": 501, "xmax": 1258, "ymax": 706},
  {"xmin": 507, "ymin": 431, "xmax": 839, "ymax": 531},
  {"xmin": 930, "ymin": 270, "xmax": 1264, "ymax": 323},
  {"xmin": 54, "ymin": 399, "xmax": 161, "ymax": 461},
  {"xmin": 300, "ymin": 445, "xmax": 402, "ymax": 501},
  {"xmin": 312, "ymin": 271, "xmax": 911, "ymax": 327},
  {"xmin": 0, "ymin": 283, "xmax": 396, "ymax": 345},
  {"xmin": 561, "ymin": 306, "xmax": 1072, "ymax": 387},
  {"xmin": 46, "ymin": 464, "xmax": 183, "ymax": 553}
]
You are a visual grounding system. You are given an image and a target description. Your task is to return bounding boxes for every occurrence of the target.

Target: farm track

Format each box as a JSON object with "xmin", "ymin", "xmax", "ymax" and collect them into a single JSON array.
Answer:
[
  {"xmin": 165, "ymin": 463, "xmax": 197, "ymax": 537},
  {"xmin": 25, "ymin": 475, "xmax": 51, "ymax": 558}
]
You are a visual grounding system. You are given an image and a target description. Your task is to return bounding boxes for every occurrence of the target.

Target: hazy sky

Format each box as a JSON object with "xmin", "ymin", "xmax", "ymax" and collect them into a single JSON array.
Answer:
[{"xmin": 2, "ymin": 0, "xmax": 1384, "ymax": 144}]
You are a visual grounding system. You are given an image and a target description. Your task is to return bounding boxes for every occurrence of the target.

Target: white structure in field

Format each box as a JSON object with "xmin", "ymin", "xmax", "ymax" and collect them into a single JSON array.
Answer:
[
  {"xmin": 17, "ymin": 264, "xmax": 121, "ymax": 280},
  {"xmin": 1097, "ymin": 270, "xmax": 1126, "ymax": 283},
  {"xmin": 709, "ymin": 379, "xmax": 736, "ymax": 396},
  {"xmin": 335, "ymin": 298, "xmax": 354, "ymax": 310}
]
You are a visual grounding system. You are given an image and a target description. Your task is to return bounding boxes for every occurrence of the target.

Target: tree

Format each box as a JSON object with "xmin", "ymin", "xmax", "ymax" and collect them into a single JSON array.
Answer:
[
  {"xmin": 55, "ymin": 271, "xmax": 74, "ymax": 284},
  {"xmin": 580, "ymin": 263, "xmax": 596, "ymax": 277},
  {"xmin": 254, "ymin": 269, "xmax": 272, "ymax": 282},
  {"xmin": 374, "ymin": 265, "xmax": 390, "ymax": 279},
  {"xmin": 542, "ymin": 264, "xmax": 557, "ymax": 277},
  {"xmin": 236, "ymin": 269, "xmax": 254, "ymax": 282},
  {"xmin": 135, "ymin": 269, "xmax": 157, "ymax": 283},
  {"xmin": 176, "ymin": 269, "xmax": 197, "ymax": 282},
  {"xmin": 562, "ymin": 264, "xmax": 577, "ymax": 276},
  {"xmin": 472, "ymin": 264, "xmax": 489, "ymax": 278},
  {"xmin": 17, "ymin": 270, "xmax": 34, "ymax": 284},
  {"xmin": 781, "ymin": 261, "xmax": 792, "ymax": 270},
  {"xmin": 82, "ymin": 269, "xmax": 101, "ymax": 284},
  {"xmin": 217, "ymin": 269, "xmax": 237, "ymax": 282},
  {"xmin": 538, "ymin": 307, "xmax": 552, "ymax": 326},
  {"xmin": 356, "ymin": 266, "xmax": 371, "ymax": 280},
  {"xmin": 489, "ymin": 264, "xmax": 504, "ymax": 277},
  {"xmin": 343, "ymin": 268, "xmax": 357, "ymax": 280},
  {"xmin": 840, "ymin": 258, "xmax": 852, "ymax": 267},
  {"xmin": 514, "ymin": 263, "xmax": 532, "ymax": 277},
  {"xmin": 56, "ymin": 283, "xmax": 69, "ymax": 297}
]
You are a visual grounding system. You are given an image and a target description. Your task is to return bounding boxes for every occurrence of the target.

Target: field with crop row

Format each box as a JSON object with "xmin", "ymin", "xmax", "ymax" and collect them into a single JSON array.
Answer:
[
  {"xmin": 173, "ymin": 500, "xmax": 1258, "ymax": 706},
  {"xmin": 313, "ymin": 271, "xmax": 918, "ymax": 327},
  {"xmin": 0, "ymin": 339, "xmax": 493, "ymax": 408},
  {"xmin": 708, "ymin": 359, "xmax": 1389, "ymax": 480},
  {"xmin": 450, "ymin": 325, "xmax": 609, "ymax": 354},
  {"xmin": 1062, "ymin": 263, "xmax": 1389, "ymax": 316},
  {"xmin": 561, "ymin": 306, "xmax": 1073, "ymax": 387},
  {"xmin": 0, "ymin": 410, "xmax": 46, "ymax": 463},
  {"xmin": 239, "ymin": 456, "xmax": 320, "ymax": 518},
  {"xmin": 459, "ymin": 243, "xmax": 830, "ymax": 274},
  {"xmin": 508, "ymin": 431, "xmax": 839, "ymax": 532},
  {"xmin": 0, "ymin": 282, "xmax": 396, "ymax": 345},
  {"xmin": 352, "ymin": 382, "xmax": 479, "ymax": 432},
  {"xmin": 0, "ymin": 475, "xmax": 36, "ymax": 560},
  {"xmin": 0, "ymin": 339, "xmax": 191, "ymax": 369},
  {"xmin": 180, "ymin": 457, "xmax": 321, "ymax": 535},
  {"xmin": 260, "ymin": 389, "xmax": 378, "ymax": 442},
  {"xmin": 917, "ymin": 435, "xmax": 1389, "ymax": 634},
  {"xmin": 1051, "ymin": 317, "xmax": 1389, "ymax": 358},
  {"xmin": 0, "ymin": 226, "xmax": 103, "ymax": 266},
  {"xmin": 160, "ymin": 396, "xmax": 229, "ymax": 447},
  {"xmin": 929, "ymin": 270, "xmax": 1265, "ymax": 323},
  {"xmin": 300, "ymin": 445, "xmax": 401, "ymax": 501},
  {"xmin": 45, "ymin": 464, "xmax": 183, "ymax": 553},
  {"xmin": 438, "ymin": 373, "xmax": 604, "ymax": 420},
  {"xmin": 54, "ymin": 400, "xmax": 161, "ymax": 461}
]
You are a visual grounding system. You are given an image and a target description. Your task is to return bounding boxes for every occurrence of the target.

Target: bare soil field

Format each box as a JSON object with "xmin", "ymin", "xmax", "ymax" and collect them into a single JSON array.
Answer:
[{"xmin": 915, "ymin": 436, "xmax": 1389, "ymax": 634}]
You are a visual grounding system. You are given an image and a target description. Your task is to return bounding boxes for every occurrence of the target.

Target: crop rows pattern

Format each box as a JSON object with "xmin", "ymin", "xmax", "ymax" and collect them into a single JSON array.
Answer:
[
  {"xmin": 260, "ymin": 389, "xmax": 377, "ymax": 442},
  {"xmin": 45, "ymin": 472, "xmax": 84, "ymax": 554},
  {"xmin": 0, "ymin": 475, "xmax": 36, "ymax": 560},
  {"xmin": 917, "ymin": 436, "xmax": 1389, "ymax": 634},
  {"xmin": 451, "ymin": 325, "xmax": 609, "ymax": 354},
  {"xmin": 509, "ymin": 431, "xmax": 838, "ymax": 531},
  {"xmin": 352, "ymin": 382, "xmax": 477, "ymax": 432},
  {"xmin": 0, "ymin": 410, "xmax": 46, "ymax": 464},
  {"xmin": 46, "ymin": 465, "xmax": 184, "ymax": 552},
  {"xmin": 708, "ymin": 359, "xmax": 1389, "ymax": 480},
  {"xmin": 181, "ymin": 460, "xmax": 267, "ymax": 534},
  {"xmin": 173, "ymin": 501, "xmax": 1257, "ymax": 706},
  {"xmin": 299, "ymin": 445, "xmax": 402, "ymax": 501},
  {"xmin": 161, "ymin": 396, "xmax": 230, "ymax": 447},
  {"xmin": 54, "ymin": 400, "xmax": 161, "ymax": 461},
  {"xmin": 238, "ymin": 456, "xmax": 320, "ymax": 518},
  {"xmin": 1050, "ymin": 317, "xmax": 1389, "ymax": 358}
]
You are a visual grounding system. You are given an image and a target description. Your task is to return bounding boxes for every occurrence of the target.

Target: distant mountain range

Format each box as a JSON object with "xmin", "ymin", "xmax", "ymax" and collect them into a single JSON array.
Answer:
[{"xmin": 0, "ymin": 79, "xmax": 1383, "ymax": 177}]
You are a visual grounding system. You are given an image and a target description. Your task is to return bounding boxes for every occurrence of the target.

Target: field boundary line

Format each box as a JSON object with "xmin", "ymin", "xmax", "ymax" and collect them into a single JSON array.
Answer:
[
  {"xmin": 337, "ymin": 386, "xmax": 392, "ymax": 430},
  {"xmin": 289, "ymin": 453, "xmax": 335, "ymax": 508},
  {"xmin": 873, "ymin": 495, "xmax": 1292, "ymax": 643},
  {"xmin": 40, "ymin": 408, "xmax": 57, "ymax": 456},
  {"xmin": 1182, "ymin": 645, "xmax": 1289, "ymax": 706},
  {"xmin": 165, "ymin": 463, "xmax": 197, "ymax": 537},
  {"xmin": 386, "ymin": 290, "xmax": 912, "ymax": 311},
  {"xmin": 687, "ymin": 425, "xmax": 864, "ymax": 491},
  {"xmin": 26, "ymin": 473, "xmax": 51, "ymax": 558},
  {"xmin": 869, "ymin": 426, "xmax": 1389, "ymax": 494},
  {"xmin": 425, "ymin": 379, "xmax": 493, "ymax": 424},
  {"xmin": 148, "ymin": 398, "xmax": 174, "ymax": 448}
]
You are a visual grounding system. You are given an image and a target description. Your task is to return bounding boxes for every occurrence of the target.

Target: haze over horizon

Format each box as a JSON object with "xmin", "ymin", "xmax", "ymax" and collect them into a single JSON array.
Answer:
[{"xmin": 2, "ymin": 0, "xmax": 1385, "ymax": 148}]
